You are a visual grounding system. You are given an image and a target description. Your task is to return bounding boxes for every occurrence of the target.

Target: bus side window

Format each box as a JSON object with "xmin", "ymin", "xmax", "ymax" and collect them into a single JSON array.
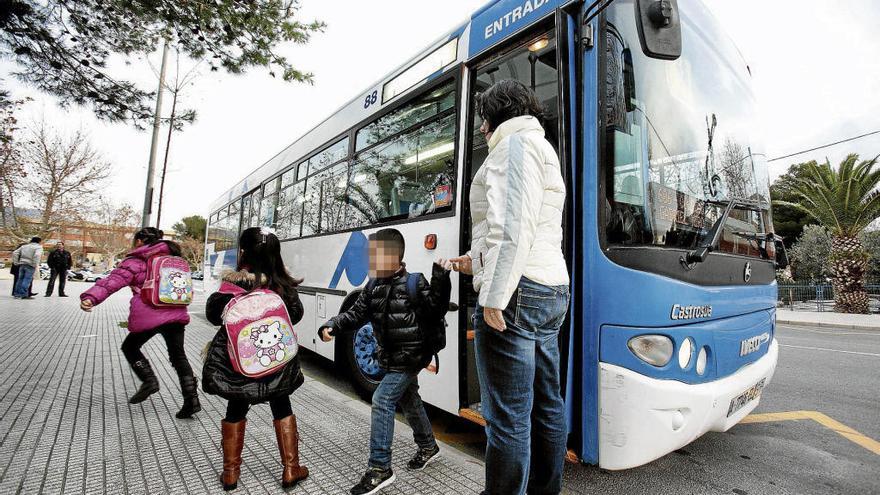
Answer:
[{"xmin": 350, "ymin": 81, "xmax": 457, "ymax": 225}]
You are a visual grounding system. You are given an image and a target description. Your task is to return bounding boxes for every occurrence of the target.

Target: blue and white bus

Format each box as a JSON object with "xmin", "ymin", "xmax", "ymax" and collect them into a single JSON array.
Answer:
[{"xmin": 205, "ymin": 0, "xmax": 782, "ymax": 469}]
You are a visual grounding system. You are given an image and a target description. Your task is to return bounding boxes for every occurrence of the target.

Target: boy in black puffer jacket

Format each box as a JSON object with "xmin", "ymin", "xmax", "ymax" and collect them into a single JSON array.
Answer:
[{"xmin": 320, "ymin": 228, "xmax": 451, "ymax": 495}]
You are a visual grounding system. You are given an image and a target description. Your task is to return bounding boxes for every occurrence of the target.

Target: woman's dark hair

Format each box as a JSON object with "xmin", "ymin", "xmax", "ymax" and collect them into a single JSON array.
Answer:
[
  {"xmin": 238, "ymin": 227, "xmax": 302, "ymax": 299},
  {"xmin": 477, "ymin": 79, "xmax": 544, "ymax": 132},
  {"xmin": 133, "ymin": 227, "xmax": 181, "ymax": 256}
]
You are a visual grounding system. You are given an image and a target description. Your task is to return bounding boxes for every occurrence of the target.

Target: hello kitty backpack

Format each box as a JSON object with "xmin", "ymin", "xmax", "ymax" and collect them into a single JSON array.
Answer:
[
  {"xmin": 140, "ymin": 255, "xmax": 193, "ymax": 307},
  {"xmin": 220, "ymin": 283, "xmax": 298, "ymax": 378}
]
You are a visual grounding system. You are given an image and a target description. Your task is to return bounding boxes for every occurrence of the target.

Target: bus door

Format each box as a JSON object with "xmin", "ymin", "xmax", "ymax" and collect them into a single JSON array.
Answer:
[{"xmin": 459, "ymin": 10, "xmax": 580, "ymax": 438}]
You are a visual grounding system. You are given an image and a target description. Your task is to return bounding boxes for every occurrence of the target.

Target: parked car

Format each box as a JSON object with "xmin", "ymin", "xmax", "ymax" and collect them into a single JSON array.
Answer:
[
  {"xmin": 85, "ymin": 271, "xmax": 112, "ymax": 282},
  {"xmin": 68, "ymin": 270, "xmax": 89, "ymax": 281},
  {"xmin": 0, "ymin": 261, "xmax": 6, "ymax": 269},
  {"xmin": 191, "ymin": 270, "xmax": 203, "ymax": 280}
]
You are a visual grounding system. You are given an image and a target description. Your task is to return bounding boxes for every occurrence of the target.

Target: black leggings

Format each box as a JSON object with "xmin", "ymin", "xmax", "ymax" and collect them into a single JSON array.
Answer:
[
  {"xmin": 225, "ymin": 397, "xmax": 293, "ymax": 423},
  {"xmin": 121, "ymin": 323, "xmax": 194, "ymax": 378}
]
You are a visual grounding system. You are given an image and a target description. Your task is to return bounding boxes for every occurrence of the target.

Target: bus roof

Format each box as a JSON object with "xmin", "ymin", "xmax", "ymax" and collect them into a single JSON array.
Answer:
[{"xmin": 209, "ymin": 0, "xmax": 575, "ymax": 211}]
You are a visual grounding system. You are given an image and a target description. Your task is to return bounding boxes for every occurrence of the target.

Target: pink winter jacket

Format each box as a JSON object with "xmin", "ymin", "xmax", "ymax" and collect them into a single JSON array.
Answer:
[{"xmin": 81, "ymin": 242, "xmax": 190, "ymax": 332}]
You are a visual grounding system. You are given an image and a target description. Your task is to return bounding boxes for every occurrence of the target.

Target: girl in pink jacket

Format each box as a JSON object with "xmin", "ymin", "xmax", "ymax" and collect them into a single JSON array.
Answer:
[{"xmin": 80, "ymin": 227, "xmax": 200, "ymax": 419}]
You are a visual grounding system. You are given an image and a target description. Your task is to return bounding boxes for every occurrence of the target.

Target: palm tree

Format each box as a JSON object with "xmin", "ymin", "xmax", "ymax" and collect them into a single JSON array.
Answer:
[{"xmin": 775, "ymin": 154, "xmax": 880, "ymax": 313}]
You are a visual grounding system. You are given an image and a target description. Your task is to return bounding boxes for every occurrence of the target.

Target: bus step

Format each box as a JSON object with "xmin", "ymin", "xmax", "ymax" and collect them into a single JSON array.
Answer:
[
  {"xmin": 459, "ymin": 405, "xmax": 581, "ymax": 464},
  {"xmin": 459, "ymin": 406, "xmax": 486, "ymax": 426}
]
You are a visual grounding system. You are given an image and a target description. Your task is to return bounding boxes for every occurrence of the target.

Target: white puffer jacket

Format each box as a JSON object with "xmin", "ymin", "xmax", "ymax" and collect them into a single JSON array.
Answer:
[{"xmin": 468, "ymin": 115, "xmax": 569, "ymax": 309}]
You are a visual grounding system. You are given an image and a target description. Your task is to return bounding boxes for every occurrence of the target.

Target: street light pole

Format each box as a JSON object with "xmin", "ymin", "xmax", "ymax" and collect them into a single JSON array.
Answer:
[{"xmin": 141, "ymin": 40, "xmax": 170, "ymax": 228}]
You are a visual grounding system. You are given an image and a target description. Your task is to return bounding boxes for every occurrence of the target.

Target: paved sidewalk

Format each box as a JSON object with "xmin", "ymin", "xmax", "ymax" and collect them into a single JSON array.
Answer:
[
  {"xmin": 0, "ymin": 281, "xmax": 484, "ymax": 494},
  {"xmin": 776, "ymin": 309, "xmax": 880, "ymax": 330}
]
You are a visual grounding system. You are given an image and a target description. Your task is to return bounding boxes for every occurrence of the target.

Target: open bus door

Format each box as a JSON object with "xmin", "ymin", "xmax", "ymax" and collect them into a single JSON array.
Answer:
[{"xmin": 458, "ymin": 5, "xmax": 588, "ymax": 462}]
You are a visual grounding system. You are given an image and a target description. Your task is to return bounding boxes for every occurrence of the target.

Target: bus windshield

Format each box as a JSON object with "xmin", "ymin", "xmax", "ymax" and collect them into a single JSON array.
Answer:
[{"xmin": 602, "ymin": 0, "xmax": 773, "ymax": 259}]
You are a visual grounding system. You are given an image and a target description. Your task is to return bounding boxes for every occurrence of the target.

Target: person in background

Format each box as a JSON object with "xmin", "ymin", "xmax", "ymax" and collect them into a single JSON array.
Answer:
[
  {"xmin": 45, "ymin": 241, "xmax": 72, "ymax": 297},
  {"xmin": 80, "ymin": 227, "xmax": 201, "ymax": 420},
  {"xmin": 450, "ymin": 80, "xmax": 571, "ymax": 495},
  {"xmin": 203, "ymin": 227, "xmax": 310, "ymax": 491},
  {"xmin": 10, "ymin": 243, "xmax": 24, "ymax": 296},
  {"xmin": 12, "ymin": 237, "xmax": 43, "ymax": 299}
]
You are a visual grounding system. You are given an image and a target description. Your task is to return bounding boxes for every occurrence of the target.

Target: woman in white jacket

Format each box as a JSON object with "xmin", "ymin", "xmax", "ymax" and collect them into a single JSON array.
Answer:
[{"xmin": 451, "ymin": 80, "xmax": 570, "ymax": 495}]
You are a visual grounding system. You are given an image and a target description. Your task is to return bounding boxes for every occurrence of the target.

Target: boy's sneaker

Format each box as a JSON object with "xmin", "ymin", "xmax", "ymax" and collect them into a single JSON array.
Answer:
[
  {"xmin": 350, "ymin": 467, "xmax": 396, "ymax": 495},
  {"xmin": 407, "ymin": 445, "xmax": 440, "ymax": 471}
]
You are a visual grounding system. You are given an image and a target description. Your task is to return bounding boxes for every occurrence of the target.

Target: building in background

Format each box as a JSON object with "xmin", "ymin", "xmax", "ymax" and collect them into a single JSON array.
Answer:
[{"xmin": 1, "ymin": 208, "xmax": 138, "ymax": 270}]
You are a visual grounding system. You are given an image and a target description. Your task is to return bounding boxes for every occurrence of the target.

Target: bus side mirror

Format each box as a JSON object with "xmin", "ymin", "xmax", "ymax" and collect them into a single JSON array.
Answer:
[
  {"xmin": 774, "ymin": 236, "xmax": 789, "ymax": 270},
  {"xmin": 635, "ymin": 0, "xmax": 682, "ymax": 60}
]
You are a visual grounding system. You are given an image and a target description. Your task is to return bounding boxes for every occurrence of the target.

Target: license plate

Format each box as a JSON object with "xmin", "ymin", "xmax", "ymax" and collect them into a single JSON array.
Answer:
[{"xmin": 727, "ymin": 378, "xmax": 766, "ymax": 417}]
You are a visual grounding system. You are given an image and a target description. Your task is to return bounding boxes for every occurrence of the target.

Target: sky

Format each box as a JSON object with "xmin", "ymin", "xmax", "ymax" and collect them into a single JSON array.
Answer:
[{"xmin": 3, "ymin": 0, "xmax": 879, "ymax": 229}]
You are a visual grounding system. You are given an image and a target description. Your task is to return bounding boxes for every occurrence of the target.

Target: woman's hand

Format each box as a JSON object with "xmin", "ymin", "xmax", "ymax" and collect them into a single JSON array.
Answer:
[
  {"xmin": 80, "ymin": 300, "xmax": 93, "ymax": 312},
  {"xmin": 435, "ymin": 258, "xmax": 453, "ymax": 271},
  {"xmin": 483, "ymin": 307, "xmax": 506, "ymax": 332},
  {"xmin": 449, "ymin": 255, "xmax": 473, "ymax": 275},
  {"xmin": 319, "ymin": 327, "xmax": 333, "ymax": 342}
]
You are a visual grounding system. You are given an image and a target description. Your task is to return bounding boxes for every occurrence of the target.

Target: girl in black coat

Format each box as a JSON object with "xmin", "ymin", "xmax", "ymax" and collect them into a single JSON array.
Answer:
[{"xmin": 202, "ymin": 227, "xmax": 309, "ymax": 491}]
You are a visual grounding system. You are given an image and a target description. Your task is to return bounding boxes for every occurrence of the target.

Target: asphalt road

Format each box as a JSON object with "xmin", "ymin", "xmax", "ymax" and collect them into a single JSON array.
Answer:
[
  {"xmin": 294, "ymin": 323, "xmax": 879, "ymax": 495},
  {"xmin": 190, "ymin": 279, "xmax": 879, "ymax": 494}
]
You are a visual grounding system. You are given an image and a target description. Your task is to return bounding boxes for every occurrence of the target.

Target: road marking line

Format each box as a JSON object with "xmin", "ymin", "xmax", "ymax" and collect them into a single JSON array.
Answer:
[
  {"xmin": 778, "ymin": 344, "xmax": 880, "ymax": 357},
  {"xmin": 741, "ymin": 410, "xmax": 880, "ymax": 456},
  {"xmin": 777, "ymin": 325, "xmax": 880, "ymax": 336}
]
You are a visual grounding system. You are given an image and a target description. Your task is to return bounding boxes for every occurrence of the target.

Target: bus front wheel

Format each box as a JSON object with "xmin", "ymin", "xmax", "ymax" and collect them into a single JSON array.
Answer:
[{"xmin": 341, "ymin": 322, "xmax": 385, "ymax": 401}]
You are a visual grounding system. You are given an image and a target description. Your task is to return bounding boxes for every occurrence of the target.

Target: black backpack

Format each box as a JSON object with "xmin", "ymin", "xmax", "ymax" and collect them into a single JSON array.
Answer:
[
  {"xmin": 365, "ymin": 272, "xmax": 448, "ymax": 372},
  {"xmin": 405, "ymin": 273, "xmax": 448, "ymax": 372}
]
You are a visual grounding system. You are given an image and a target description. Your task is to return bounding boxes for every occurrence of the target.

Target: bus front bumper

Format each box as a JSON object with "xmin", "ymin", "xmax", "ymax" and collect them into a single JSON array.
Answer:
[{"xmin": 597, "ymin": 339, "xmax": 779, "ymax": 470}]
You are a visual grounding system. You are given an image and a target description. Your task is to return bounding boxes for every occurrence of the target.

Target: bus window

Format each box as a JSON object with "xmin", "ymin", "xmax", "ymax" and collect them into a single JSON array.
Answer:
[
  {"xmin": 602, "ymin": 3, "xmax": 772, "ymax": 258},
  {"xmin": 351, "ymin": 80, "xmax": 457, "ymax": 225},
  {"xmin": 317, "ymin": 161, "xmax": 351, "ymax": 233},
  {"xmin": 469, "ymin": 29, "xmax": 559, "ymax": 182},
  {"xmin": 356, "ymin": 82, "xmax": 455, "ymax": 152},
  {"xmin": 260, "ymin": 177, "xmax": 280, "ymax": 228},
  {"xmin": 309, "ymin": 138, "xmax": 349, "ymax": 173},
  {"xmin": 352, "ymin": 113, "xmax": 455, "ymax": 223}
]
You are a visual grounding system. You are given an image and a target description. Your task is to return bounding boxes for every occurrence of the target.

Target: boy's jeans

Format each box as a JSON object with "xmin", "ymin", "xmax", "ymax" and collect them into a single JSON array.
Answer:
[
  {"xmin": 13, "ymin": 265, "xmax": 35, "ymax": 297},
  {"xmin": 369, "ymin": 371, "xmax": 437, "ymax": 469},
  {"xmin": 474, "ymin": 277, "xmax": 570, "ymax": 495}
]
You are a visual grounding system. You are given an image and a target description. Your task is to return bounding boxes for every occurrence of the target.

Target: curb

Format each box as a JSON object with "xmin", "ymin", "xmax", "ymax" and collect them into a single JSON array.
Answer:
[{"xmin": 777, "ymin": 319, "xmax": 880, "ymax": 332}]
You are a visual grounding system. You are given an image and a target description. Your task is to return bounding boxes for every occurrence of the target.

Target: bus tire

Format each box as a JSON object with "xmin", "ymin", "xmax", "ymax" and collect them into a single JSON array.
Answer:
[
  {"xmin": 335, "ymin": 290, "xmax": 385, "ymax": 401},
  {"xmin": 340, "ymin": 322, "xmax": 385, "ymax": 401}
]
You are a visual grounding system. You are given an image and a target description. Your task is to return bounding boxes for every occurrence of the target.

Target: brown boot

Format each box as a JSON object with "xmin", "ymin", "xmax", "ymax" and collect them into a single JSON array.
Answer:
[
  {"xmin": 221, "ymin": 420, "xmax": 246, "ymax": 491},
  {"xmin": 274, "ymin": 415, "xmax": 309, "ymax": 488}
]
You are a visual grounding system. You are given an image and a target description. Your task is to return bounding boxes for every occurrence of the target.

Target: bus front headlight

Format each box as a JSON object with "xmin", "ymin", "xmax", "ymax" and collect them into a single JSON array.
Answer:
[{"xmin": 627, "ymin": 335, "xmax": 673, "ymax": 367}]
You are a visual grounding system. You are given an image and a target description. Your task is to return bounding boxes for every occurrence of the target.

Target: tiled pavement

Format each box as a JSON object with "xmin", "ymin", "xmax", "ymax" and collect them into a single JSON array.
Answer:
[{"xmin": 0, "ymin": 281, "xmax": 484, "ymax": 494}]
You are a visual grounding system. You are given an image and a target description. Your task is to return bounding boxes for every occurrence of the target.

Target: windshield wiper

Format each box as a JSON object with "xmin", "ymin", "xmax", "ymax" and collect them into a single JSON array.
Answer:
[{"xmin": 681, "ymin": 197, "xmax": 769, "ymax": 267}]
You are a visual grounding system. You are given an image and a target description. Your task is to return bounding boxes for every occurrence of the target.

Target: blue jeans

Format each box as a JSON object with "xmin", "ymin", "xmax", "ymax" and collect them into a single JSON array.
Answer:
[
  {"xmin": 369, "ymin": 371, "xmax": 436, "ymax": 469},
  {"xmin": 13, "ymin": 265, "xmax": 35, "ymax": 297},
  {"xmin": 474, "ymin": 277, "xmax": 570, "ymax": 495}
]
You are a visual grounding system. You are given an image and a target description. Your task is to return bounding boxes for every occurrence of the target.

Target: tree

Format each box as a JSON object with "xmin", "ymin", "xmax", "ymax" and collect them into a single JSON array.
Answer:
[
  {"xmin": 770, "ymin": 162, "xmax": 815, "ymax": 247},
  {"xmin": 861, "ymin": 229, "xmax": 880, "ymax": 282},
  {"xmin": 178, "ymin": 235, "xmax": 204, "ymax": 270},
  {"xmin": 788, "ymin": 225, "xmax": 831, "ymax": 282},
  {"xmin": 173, "ymin": 215, "xmax": 206, "ymax": 242},
  {"xmin": 775, "ymin": 154, "xmax": 880, "ymax": 313},
  {"xmin": 155, "ymin": 51, "xmax": 200, "ymax": 228},
  {"xmin": 0, "ymin": 93, "xmax": 29, "ymax": 231},
  {"xmin": 14, "ymin": 120, "xmax": 110, "ymax": 240},
  {"xmin": 89, "ymin": 199, "xmax": 139, "ymax": 269},
  {"xmin": 0, "ymin": 0, "xmax": 324, "ymax": 127}
]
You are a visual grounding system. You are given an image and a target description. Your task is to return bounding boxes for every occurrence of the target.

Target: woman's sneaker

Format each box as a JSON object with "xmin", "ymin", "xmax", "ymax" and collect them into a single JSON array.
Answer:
[
  {"xmin": 350, "ymin": 467, "xmax": 395, "ymax": 495},
  {"xmin": 407, "ymin": 445, "xmax": 440, "ymax": 470}
]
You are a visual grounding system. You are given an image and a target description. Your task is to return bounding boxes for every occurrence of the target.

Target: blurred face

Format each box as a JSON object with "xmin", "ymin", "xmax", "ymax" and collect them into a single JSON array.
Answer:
[
  {"xmin": 56, "ymin": 242, "xmax": 64, "ymax": 250},
  {"xmin": 479, "ymin": 118, "xmax": 493, "ymax": 143},
  {"xmin": 369, "ymin": 240, "xmax": 402, "ymax": 278}
]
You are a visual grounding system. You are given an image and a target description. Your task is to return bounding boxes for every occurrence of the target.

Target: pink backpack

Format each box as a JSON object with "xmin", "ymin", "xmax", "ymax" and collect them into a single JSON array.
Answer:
[
  {"xmin": 220, "ymin": 282, "xmax": 298, "ymax": 378},
  {"xmin": 140, "ymin": 255, "xmax": 193, "ymax": 307}
]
